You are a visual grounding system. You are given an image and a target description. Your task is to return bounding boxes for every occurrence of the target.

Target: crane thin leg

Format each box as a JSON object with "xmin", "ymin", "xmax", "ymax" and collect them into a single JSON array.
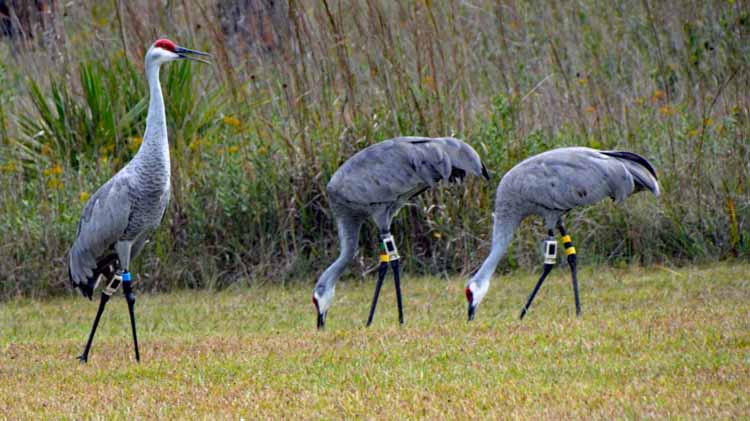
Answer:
[
  {"xmin": 122, "ymin": 277, "xmax": 140, "ymax": 362},
  {"xmin": 558, "ymin": 225, "xmax": 581, "ymax": 316},
  {"xmin": 520, "ymin": 263, "xmax": 554, "ymax": 320},
  {"xmin": 568, "ymin": 253, "xmax": 581, "ymax": 316},
  {"xmin": 391, "ymin": 259, "xmax": 404, "ymax": 325},
  {"xmin": 78, "ymin": 292, "xmax": 110, "ymax": 363},
  {"xmin": 366, "ymin": 261, "xmax": 389, "ymax": 327}
]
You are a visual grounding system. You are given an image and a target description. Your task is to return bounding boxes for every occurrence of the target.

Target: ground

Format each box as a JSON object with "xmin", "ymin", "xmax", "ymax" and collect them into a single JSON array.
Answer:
[{"xmin": 1, "ymin": 262, "xmax": 749, "ymax": 418}]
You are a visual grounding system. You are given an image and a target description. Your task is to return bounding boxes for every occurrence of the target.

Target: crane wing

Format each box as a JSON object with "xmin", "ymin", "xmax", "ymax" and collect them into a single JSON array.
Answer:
[
  {"xmin": 327, "ymin": 137, "xmax": 488, "ymax": 206},
  {"xmin": 327, "ymin": 138, "xmax": 449, "ymax": 205},
  {"xmin": 510, "ymin": 147, "xmax": 643, "ymax": 212},
  {"xmin": 69, "ymin": 175, "xmax": 132, "ymax": 288}
]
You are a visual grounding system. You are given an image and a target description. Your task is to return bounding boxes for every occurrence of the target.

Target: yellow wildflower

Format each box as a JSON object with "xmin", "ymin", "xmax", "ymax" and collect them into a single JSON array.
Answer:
[
  {"xmin": 79, "ymin": 191, "xmax": 90, "ymax": 203},
  {"xmin": 1, "ymin": 162, "xmax": 16, "ymax": 173},
  {"xmin": 433, "ymin": 231, "xmax": 442, "ymax": 239},
  {"xmin": 227, "ymin": 145, "xmax": 240, "ymax": 154},
  {"xmin": 257, "ymin": 146, "xmax": 268, "ymax": 156},
  {"xmin": 189, "ymin": 138, "xmax": 201, "ymax": 152},
  {"xmin": 652, "ymin": 89, "xmax": 664, "ymax": 102},
  {"xmin": 223, "ymin": 116, "xmax": 241, "ymax": 128},
  {"xmin": 703, "ymin": 118, "xmax": 712, "ymax": 127},
  {"xmin": 129, "ymin": 137, "xmax": 143, "ymax": 152},
  {"xmin": 51, "ymin": 163, "xmax": 63, "ymax": 176},
  {"xmin": 688, "ymin": 129, "xmax": 699, "ymax": 137},
  {"xmin": 47, "ymin": 178, "xmax": 63, "ymax": 190},
  {"xmin": 421, "ymin": 76, "xmax": 436, "ymax": 90},
  {"xmin": 659, "ymin": 105, "xmax": 673, "ymax": 116},
  {"xmin": 41, "ymin": 144, "xmax": 52, "ymax": 155}
]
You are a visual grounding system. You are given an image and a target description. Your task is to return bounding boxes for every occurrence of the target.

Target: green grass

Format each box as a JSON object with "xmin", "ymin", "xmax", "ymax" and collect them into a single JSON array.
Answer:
[{"xmin": 2, "ymin": 262, "xmax": 749, "ymax": 418}]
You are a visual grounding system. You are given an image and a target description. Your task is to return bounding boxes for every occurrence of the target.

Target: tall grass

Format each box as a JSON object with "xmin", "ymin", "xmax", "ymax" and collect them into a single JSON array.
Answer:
[{"xmin": 0, "ymin": 0, "xmax": 748, "ymax": 298}]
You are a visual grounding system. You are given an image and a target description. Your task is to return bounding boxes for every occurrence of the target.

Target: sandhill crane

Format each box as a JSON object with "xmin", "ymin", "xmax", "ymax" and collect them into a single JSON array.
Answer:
[
  {"xmin": 68, "ymin": 39, "xmax": 209, "ymax": 363},
  {"xmin": 313, "ymin": 137, "xmax": 490, "ymax": 329},
  {"xmin": 465, "ymin": 147, "xmax": 660, "ymax": 321}
]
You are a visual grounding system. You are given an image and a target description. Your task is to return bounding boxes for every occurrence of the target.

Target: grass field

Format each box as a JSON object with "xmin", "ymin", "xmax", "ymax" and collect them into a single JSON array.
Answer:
[{"xmin": 2, "ymin": 262, "xmax": 749, "ymax": 418}]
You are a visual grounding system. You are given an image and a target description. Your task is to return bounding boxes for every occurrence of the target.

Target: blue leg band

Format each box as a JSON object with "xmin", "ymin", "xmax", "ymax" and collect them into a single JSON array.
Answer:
[{"xmin": 122, "ymin": 272, "xmax": 132, "ymax": 282}]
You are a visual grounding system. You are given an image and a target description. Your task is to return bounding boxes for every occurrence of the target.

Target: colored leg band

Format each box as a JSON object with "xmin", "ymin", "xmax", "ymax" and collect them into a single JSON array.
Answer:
[
  {"xmin": 104, "ymin": 275, "xmax": 122, "ymax": 296},
  {"xmin": 122, "ymin": 272, "xmax": 132, "ymax": 282},
  {"xmin": 561, "ymin": 234, "xmax": 575, "ymax": 255},
  {"xmin": 379, "ymin": 254, "xmax": 390, "ymax": 263}
]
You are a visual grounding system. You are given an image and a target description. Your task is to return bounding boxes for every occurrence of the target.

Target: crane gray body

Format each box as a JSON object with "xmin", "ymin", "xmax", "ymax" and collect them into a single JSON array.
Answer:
[
  {"xmin": 68, "ymin": 149, "xmax": 170, "ymax": 294},
  {"xmin": 68, "ymin": 39, "xmax": 210, "ymax": 363},
  {"xmin": 466, "ymin": 147, "xmax": 660, "ymax": 320},
  {"xmin": 314, "ymin": 136, "xmax": 489, "ymax": 328},
  {"xmin": 494, "ymin": 147, "xmax": 659, "ymax": 227}
]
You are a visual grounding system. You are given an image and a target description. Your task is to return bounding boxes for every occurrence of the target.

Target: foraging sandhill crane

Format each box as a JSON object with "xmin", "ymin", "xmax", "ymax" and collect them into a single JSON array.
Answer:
[
  {"xmin": 68, "ymin": 39, "xmax": 209, "ymax": 363},
  {"xmin": 313, "ymin": 137, "xmax": 490, "ymax": 329},
  {"xmin": 465, "ymin": 147, "xmax": 660, "ymax": 321}
]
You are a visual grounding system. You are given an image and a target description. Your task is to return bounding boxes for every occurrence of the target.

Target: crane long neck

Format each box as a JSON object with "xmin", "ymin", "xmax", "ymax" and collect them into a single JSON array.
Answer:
[
  {"xmin": 471, "ymin": 211, "xmax": 520, "ymax": 289},
  {"xmin": 316, "ymin": 218, "xmax": 361, "ymax": 293},
  {"xmin": 135, "ymin": 59, "xmax": 169, "ymax": 166}
]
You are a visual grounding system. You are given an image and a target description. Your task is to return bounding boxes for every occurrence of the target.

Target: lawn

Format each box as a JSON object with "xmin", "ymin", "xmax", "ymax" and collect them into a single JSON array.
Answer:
[{"xmin": 2, "ymin": 262, "xmax": 749, "ymax": 418}]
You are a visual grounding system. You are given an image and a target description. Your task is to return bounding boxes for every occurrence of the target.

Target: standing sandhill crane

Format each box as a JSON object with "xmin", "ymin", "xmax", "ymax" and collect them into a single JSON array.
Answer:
[
  {"xmin": 68, "ymin": 39, "xmax": 209, "ymax": 363},
  {"xmin": 465, "ymin": 147, "xmax": 660, "ymax": 321},
  {"xmin": 313, "ymin": 137, "xmax": 490, "ymax": 329}
]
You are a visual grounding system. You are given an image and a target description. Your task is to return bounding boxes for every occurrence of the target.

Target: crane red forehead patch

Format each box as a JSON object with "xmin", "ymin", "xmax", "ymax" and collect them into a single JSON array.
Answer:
[{"xmin": 154, "ymin": 39, "xmax": 177, "ymax": 52}]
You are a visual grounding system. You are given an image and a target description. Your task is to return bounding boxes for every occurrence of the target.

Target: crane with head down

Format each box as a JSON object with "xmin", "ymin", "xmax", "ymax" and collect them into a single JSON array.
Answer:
[
  {"xmin": 68, "ymin": 39, "xmax": 209, "ymax": 363},
  {"xmin": 465, "ymin": 147, "xmax": 660, "ymax": 321},
  {"xmin": 312, "ymin": 137, "xmax": 490, "ymax": 329}
]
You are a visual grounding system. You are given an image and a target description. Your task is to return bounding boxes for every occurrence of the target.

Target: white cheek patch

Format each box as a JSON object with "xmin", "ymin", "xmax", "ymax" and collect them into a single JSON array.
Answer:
[
  {"xmin": 473, "ymin": 281, "xmax": 490, "ymax": 305},
  {"xmin": 315, "ymin": 286, "xmax": 336, "ymax": 313}
]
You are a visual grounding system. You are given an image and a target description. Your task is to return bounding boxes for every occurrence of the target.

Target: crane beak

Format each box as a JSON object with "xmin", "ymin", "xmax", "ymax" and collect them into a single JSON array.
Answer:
[
  {"xmin": 317, "ymin": 311, "xmax": 327, "ymax": 330},
  {"xmin": 313, "ymin": 296, "xmax": 327, "ymax": 330},
  {"xmin": 175, "ymin": 46, "xmax": 211, "ymax": 64},
  {"xmin": 466, "ymin": 287, "xmax": 476, "ymax": 321}
]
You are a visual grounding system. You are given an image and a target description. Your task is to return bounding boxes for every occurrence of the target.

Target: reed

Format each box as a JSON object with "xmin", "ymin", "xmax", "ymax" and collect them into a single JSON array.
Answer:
[{"xmin": 0, "ymin": 0, "xmax": 747, "ymax": 297}]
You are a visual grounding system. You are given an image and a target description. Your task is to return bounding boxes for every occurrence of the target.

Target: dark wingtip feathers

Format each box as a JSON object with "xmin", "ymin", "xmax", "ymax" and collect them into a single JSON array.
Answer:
[
  {"xmin": 70, "ymin": 253, "xmax": 118, "ymax": 300},
  {"xmin": 481, "ymin": 162, "xmax": 490, "ymax": 181},
  {"xmin": 601, "ymin": 151, "xmax": 658, "ymax": 180}
]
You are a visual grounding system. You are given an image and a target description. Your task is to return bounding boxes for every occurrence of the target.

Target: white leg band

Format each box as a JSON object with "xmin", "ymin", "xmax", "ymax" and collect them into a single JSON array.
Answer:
[{"xmin": 544, "ymin": 239, "xmax": 558, "ymax": 265}]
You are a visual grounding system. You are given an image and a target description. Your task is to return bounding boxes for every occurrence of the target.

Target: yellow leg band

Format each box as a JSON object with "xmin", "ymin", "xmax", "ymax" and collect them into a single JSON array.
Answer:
[
  {"xmin": 561, "ymin": 235, "xmax": 572, "ymax": 243},
  {"xmin": 564, "ymin": 247, "xmax": 576, "ymax": 256},
  {"xmin": 379, "ymin": 254, "xmax": 390, "ymax": 263}
]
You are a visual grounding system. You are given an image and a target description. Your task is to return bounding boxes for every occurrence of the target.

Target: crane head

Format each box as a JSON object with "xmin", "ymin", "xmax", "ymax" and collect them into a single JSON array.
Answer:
[
  {"xmin": 465, "ymin": 279, "xmax": 489, "ymax": 322},
  {"xmin": 312, "ymin": 286, "xmax": 334, "ymax": 330},
  {"xmin": 148, "ymin": 38, "xmax": 211, "ymax": 65}
]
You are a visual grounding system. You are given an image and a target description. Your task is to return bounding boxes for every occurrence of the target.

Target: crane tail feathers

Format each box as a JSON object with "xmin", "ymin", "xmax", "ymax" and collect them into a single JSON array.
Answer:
[
  {"xmin": 602, "ymin": 150, "xmax": 660, "ymax": 197},
  {"xmin": 70, "ymin": 253, "xmax": 118, "ymax": 299},
  {"xmin": 481, "ymin": 162, "xmax": 490, "ymax": 180}
]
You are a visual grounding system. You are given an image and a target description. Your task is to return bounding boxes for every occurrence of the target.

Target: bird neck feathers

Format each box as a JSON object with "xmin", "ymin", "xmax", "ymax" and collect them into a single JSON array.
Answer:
[
  {"xmin": 135, "ymin": 60, "xmax": 170, "ymax": 166},
  {"xmin": 470, "ymin": 212, "xmax": 520, "ymax": 290}
]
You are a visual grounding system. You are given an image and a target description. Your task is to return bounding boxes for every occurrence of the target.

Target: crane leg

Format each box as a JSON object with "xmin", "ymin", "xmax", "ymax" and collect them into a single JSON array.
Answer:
[
  {"xmin": 391, "ymin": 259, "xmax": 404, "ymax": 325},
  {"xmin": 519, "ymin": 230, "xmax": 557, "ymax": 320},
  {"xmin": 122, "ymin": 272, "xmax": 140, "ymax": 362},
  {"xmin": 78, "ymin": 274, "xmax": 122, "ymax": 363},
  {"xmin": 366, "ymin": 261, "xmax": 389, "ymax": 327},
  {"xmin": 519, "ymin": 263, "xmax": 554, "ymax": 320},
  {"xmin": 558, "ymin": 225, "xmax": 581, "ymax": 316}
]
